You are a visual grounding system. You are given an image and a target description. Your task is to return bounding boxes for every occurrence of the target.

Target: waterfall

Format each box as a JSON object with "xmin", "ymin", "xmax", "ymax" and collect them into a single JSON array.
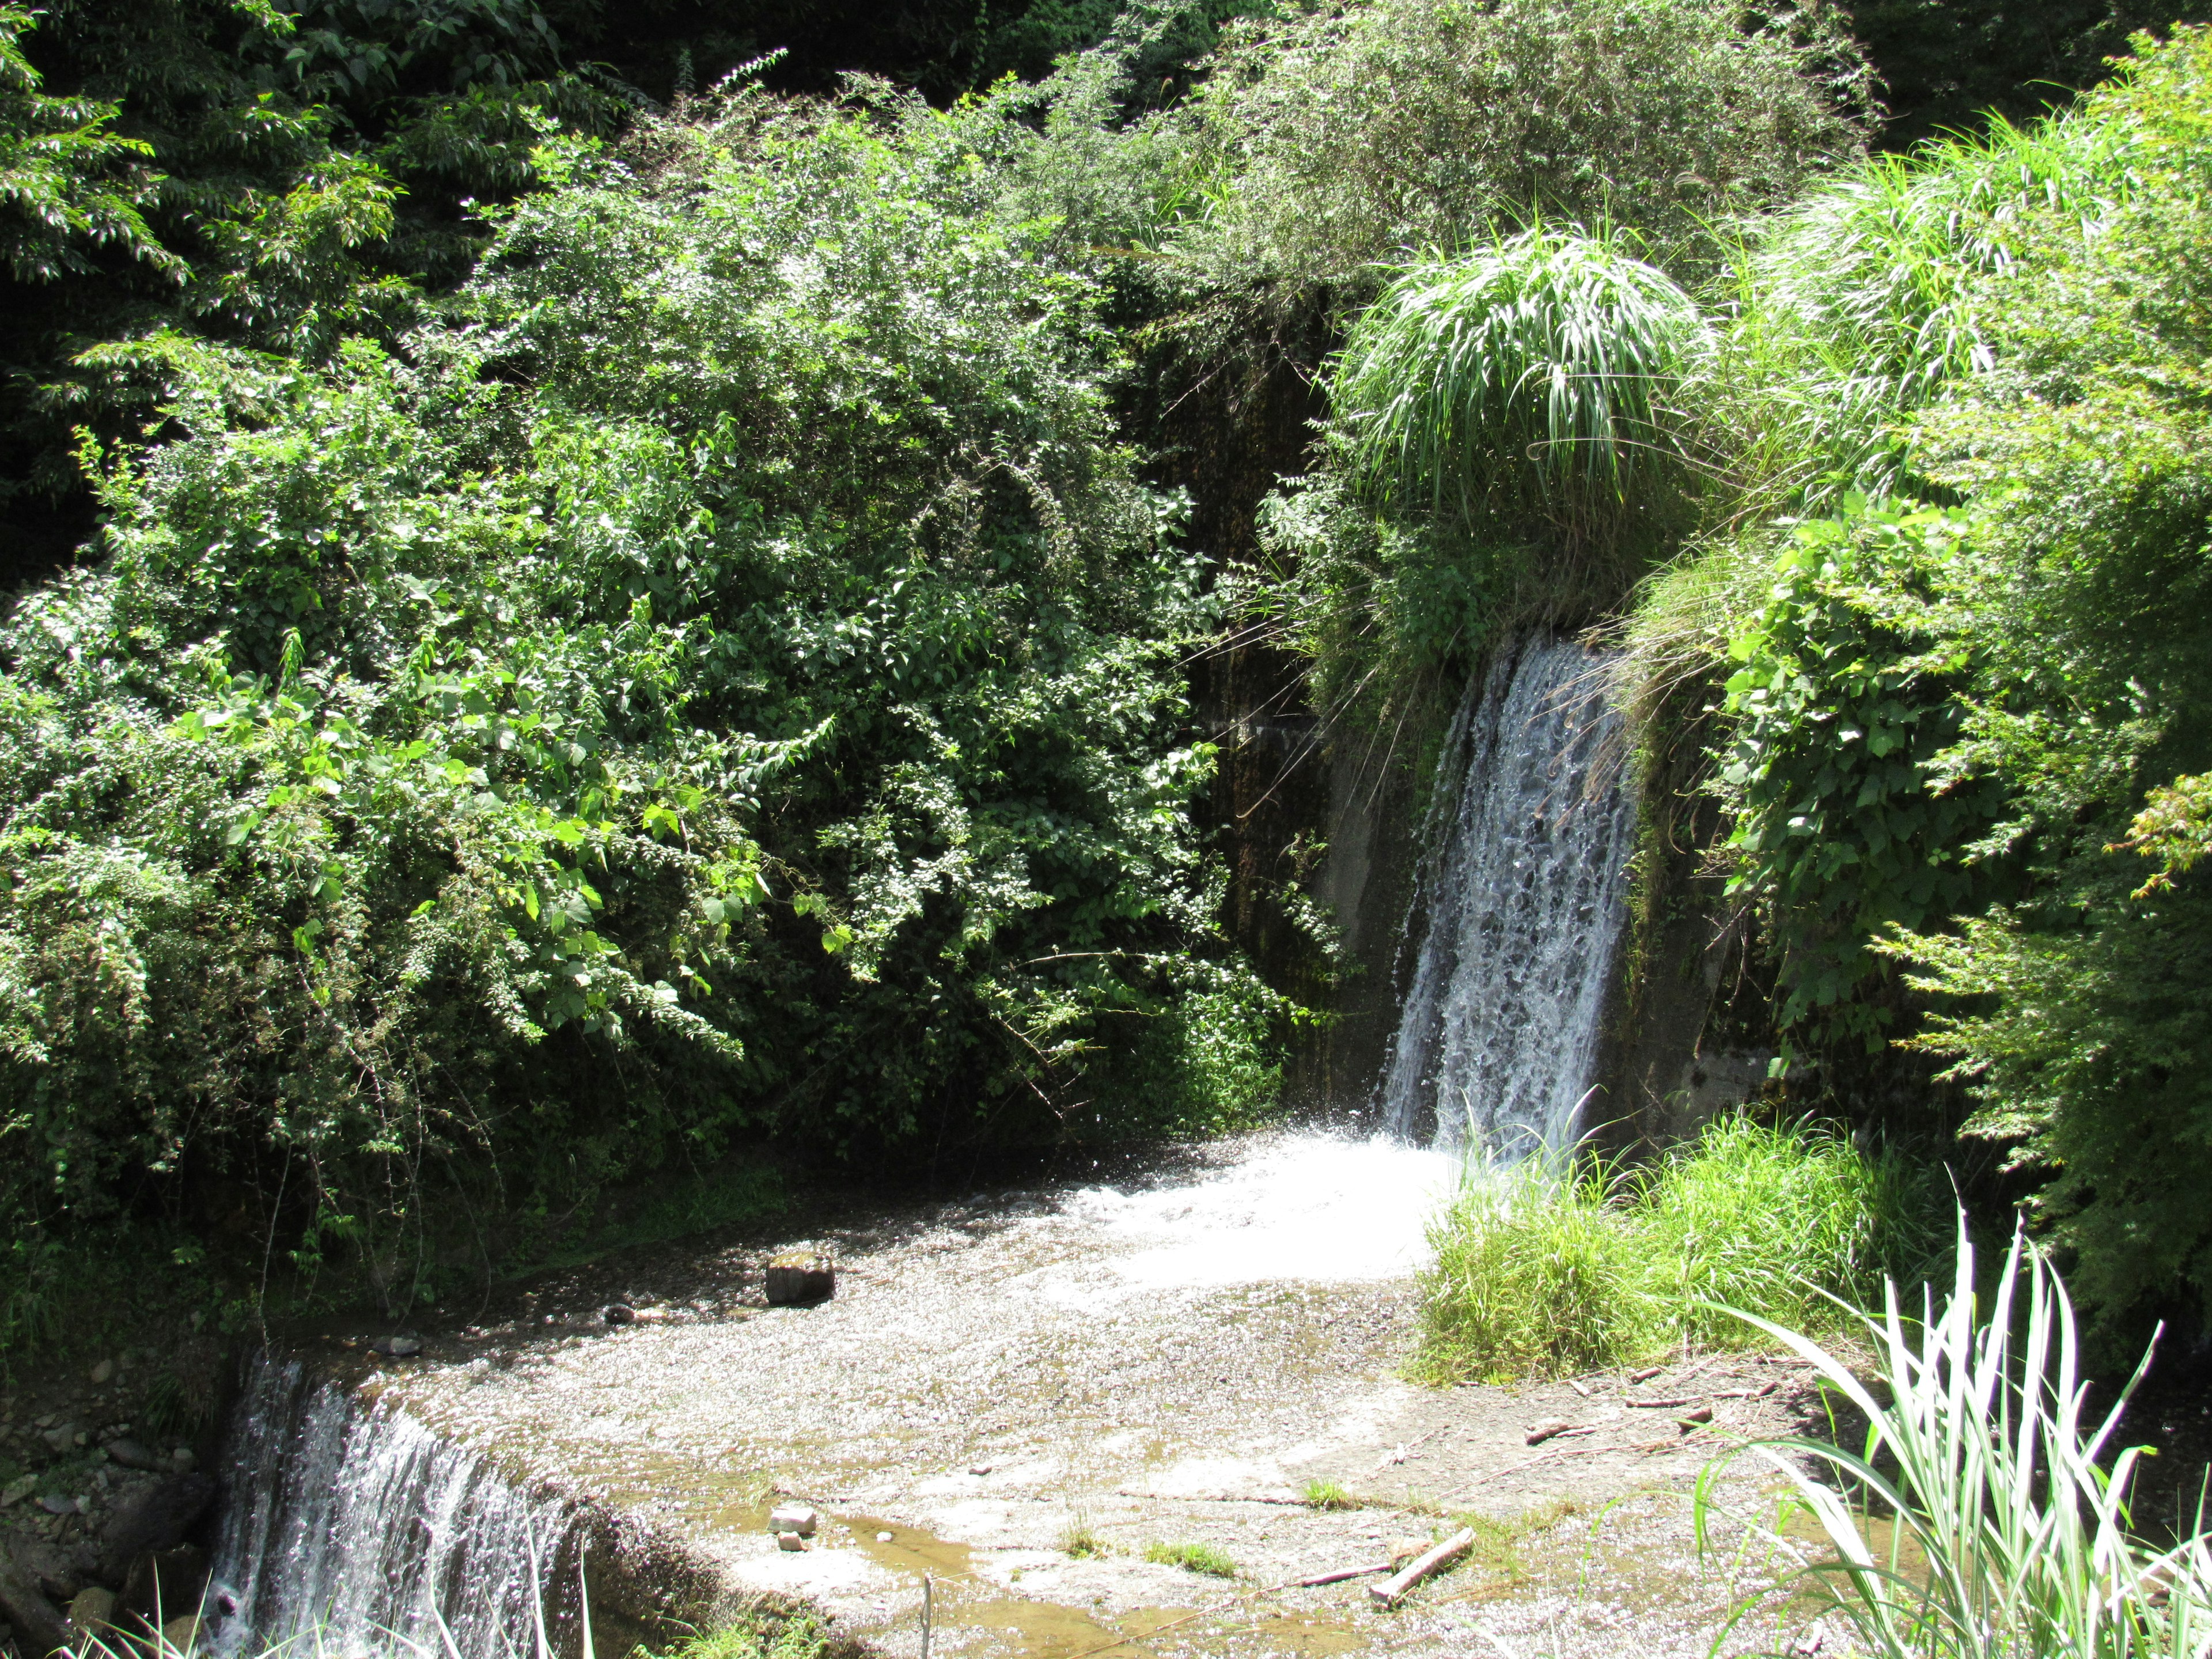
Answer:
[
  {"xmin": 204, "ymin": 1354, "xmax": 579, "ymax": 1659},
  {"xmin": 1376, "ymin": 635, "xmax": 1637, "ymax": 1156}
]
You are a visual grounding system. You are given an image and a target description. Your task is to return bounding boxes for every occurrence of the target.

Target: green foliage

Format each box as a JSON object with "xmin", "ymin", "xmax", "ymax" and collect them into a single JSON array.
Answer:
[
  {"xmin": 0, "ymin": 6, "xmax": 176, "ymax": 286},
  {"xmin": 1180, "ymin": 0, "xmax": 1869, "ymax": 293},
  {"xmin": 1696, "ymin": 1225, "xmax": 2212, "ymax": 1659},
  {"xmin": 0, "ymin": 92, "xmax": 1285, "ymax": 1324},
  {"xmin": 1717, "ymin": 502, "xmax": 2004, "ymax": 1037},
  {"xmin": 1415, "ymin": 1115, "xmax": 1948, "ymax": 1382},
  {"xmin": 1144, "ymin": 1539, "xmax": 1237, "ymax": 1577},
  {"xmin": 1657, "ymin": 28, "xmax": 2212, "ymax": 1344}
]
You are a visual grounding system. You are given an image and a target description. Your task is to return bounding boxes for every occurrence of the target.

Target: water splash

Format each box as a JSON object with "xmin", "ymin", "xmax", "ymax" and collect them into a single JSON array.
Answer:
[
  {"xmin": 1375, "ymin": 635, "xmax": 1637, "ymax": 1156},
  {"xmin": 206, "ymin": 1354, "xmax": 578, "ymax": 1659},
  {"xmin": 1054, "ymin": 1133, "xmax": 1464, "ymax": 1297}
]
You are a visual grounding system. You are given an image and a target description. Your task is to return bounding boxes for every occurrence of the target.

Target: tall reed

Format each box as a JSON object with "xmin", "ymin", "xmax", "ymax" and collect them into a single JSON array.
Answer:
[{"xmin": 1696, "ymin": 1224, "xmax": 2212, "ymax": 1659}]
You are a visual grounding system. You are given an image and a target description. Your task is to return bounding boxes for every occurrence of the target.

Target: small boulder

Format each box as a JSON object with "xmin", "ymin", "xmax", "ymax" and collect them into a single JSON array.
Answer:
[
  {"xmin": 161, "ymin": 1613, "xmax": 201, "ymax": 1654},
  {"xmin": 768, "ymin": 1502, "xmax": 818, "ymax": 1537},
  {"xmin": 0, "ymin": 1475, "xmax": 36, "ymax": 1509},
  {"xmin": 37, "ymin": 1425, "xmax": 77, "ymax": 1455},
  {"xmin": 67, "ymin": 1586, "xmax": 117, "ymax": 1635},
  {"xmin": 367, "ymin": 1335, "xmax": 422, "ymax": 1359},
  {"xmin": 602, "ymin": 1305, "xmax": 635, "ymax": 1327},
  {"xmin": 88, "ymin": 1361, "xmax": 114, "ymax": 1387},
  {"xmin": 764, "ymin": 1249, "xmax": 835, "ymax": 1306},
  {"xmin": 775, "ymin": 1532, "xmax": 806, "ymax": 1552},
  {"xmin": 36, "ymin": 1496, "xmax": 75, "ymax": 1517},
  {"xmin": 103, "ymin": 1440, "xmax": 160, "ymax": 1472}
]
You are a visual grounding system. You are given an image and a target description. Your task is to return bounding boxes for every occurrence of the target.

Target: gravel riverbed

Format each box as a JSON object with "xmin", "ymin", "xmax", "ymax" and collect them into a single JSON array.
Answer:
[{"xmin": 361, "ymin": 1131, "xmax": 1845, "ymax": 1659}]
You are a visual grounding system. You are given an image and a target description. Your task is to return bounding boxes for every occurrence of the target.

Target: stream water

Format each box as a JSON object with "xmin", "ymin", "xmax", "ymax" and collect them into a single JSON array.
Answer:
[{"xmin": 1374, "ymin": 635, "xmax": 1637, "ymax": 1156}]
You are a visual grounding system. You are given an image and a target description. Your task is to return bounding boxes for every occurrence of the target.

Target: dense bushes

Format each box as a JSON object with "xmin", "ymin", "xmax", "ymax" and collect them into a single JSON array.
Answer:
[
  {"xmin": 0, "ymin": 90, "xmax": 1285, "ymax": 1323},
  {"xmin": 1618, "ymin": 29, "xmax": 2212, "ymax": 1350}
]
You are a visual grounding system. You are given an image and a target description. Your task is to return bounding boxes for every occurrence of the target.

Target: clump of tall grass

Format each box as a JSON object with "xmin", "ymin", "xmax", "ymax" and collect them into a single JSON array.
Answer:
[
  {"xmin": 1634, "ymin": 1115, "xmax": 1946, "ymax": 1349},
  {"xmin": 1414, "ymin": 1114, "xmax": 1946, "ymax": 1382},
  {"xmin": 1330, "ymin": 226, "xmax": 1709, "ymax": 555},
  {"xmin": 1696, "ymin": 1224, "xmax": 2212, "ymax": 1659},
  {"xmin": 1416, "ymin": 1151, "xmax": 1656, "ymax": 1380}
]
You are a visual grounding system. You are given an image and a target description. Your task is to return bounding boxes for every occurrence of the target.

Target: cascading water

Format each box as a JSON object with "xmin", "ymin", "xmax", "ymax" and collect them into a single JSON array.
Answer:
[
  {"xmin": 204, "ymin": 1354, "xmax": 579, "ymax": 1659},
  {"xmin": 1375, "ymin": 635, "xmax": 1637, "ymax": 1156}
]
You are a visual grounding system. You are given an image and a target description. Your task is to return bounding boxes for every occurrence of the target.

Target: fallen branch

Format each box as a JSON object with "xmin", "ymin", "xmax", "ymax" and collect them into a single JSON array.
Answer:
[
  {"xmin": 1622, "ymin": 1396, "xmax": 1694, "ymax": 1409},
  {"xmin": 1371, "ymin": 1528, "xmax": 1475, "ymax": 1608},
  {"xmin": 1296, "ymin": 1562, "xmax": 1391, "ymax": 1587}
]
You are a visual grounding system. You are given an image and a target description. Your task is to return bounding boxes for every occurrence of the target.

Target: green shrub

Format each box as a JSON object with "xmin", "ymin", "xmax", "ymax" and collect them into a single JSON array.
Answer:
[
  {"xmin": 1180, "ymin": 0, "xmax": 1868, "ymax": 292},
  {"xmin": 1634, "ymin": 1115, "xmax": 1947, "ymax": 1347},
  {"xmin": 1415, "ymin": 1115, "xmax": 1948, "ymax": 1382},
  {"xmin": 0, "ymin": 90, "xmax": 1286, "ymax": 1329}
]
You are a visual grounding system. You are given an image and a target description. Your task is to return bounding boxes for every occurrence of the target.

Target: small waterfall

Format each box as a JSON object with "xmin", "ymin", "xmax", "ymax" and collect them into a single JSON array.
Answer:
[
  {"xmin": 1376, "ymin": 635, "xmax": 1637, "ymax": 1155},
  {"xmin": 205, "ymin": 1354, "xmax": 579, "ymax": 1659}
]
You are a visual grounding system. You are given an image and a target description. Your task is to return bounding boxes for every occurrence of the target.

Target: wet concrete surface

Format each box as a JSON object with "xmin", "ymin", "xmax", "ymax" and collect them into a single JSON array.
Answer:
[{"xmin": 346, "ymin": 1132, "xmax": 1846, "ymax": 1658}]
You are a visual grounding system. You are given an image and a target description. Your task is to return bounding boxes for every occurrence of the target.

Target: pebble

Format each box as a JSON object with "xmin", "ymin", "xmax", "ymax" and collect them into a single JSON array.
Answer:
[
  {"xmin": 88, "ymin": 1359, "xmax": 114, "ymax": 1386},
  {"xmin": 775, "ymin": 1531, "xmax": 806, "ymax": 1552},
  {"xmin": 876, "ymin": 1531, "xmax": 894, "ymax": 1543},
  {"xmin": 37, "ymin": 1494, "xmax": 77, "ymax": 1515}
]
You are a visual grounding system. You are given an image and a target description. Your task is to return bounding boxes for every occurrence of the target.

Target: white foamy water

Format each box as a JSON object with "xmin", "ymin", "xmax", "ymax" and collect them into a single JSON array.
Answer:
[
  {"xmin": 205, "ymin": 1355, "xmax": 578, "ymax": 1659},
  {"xmin": 1034, "ymin": 1133, "xmax": 1464, "ymax": 1302},
  {"xmin": 1376, "ymin": 636, "xmax": 1637, "ymax": 1156}
]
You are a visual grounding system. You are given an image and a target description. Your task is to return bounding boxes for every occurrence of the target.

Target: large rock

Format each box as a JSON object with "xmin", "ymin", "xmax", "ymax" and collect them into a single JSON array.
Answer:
[
  {"xmin": 764, "ymin": 1249, "xmax": 835, "ymax": 1306},
  {"xmin": 0, "ymin": 1552, "xmax": 71, "ymax": 1657},
  {"xmin": 99, "ymin": 1475, "xmax": 214, "ymax": 1578}
]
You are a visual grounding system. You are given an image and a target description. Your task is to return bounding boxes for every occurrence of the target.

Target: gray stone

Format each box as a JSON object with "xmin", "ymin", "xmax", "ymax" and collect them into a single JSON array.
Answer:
[
  {"xmin": 775, "ymin": 1532, "xmax": 806, "ymax": 1552},
  {"xmin": 367, "ymin": 1335, "xmax": 423, "ymax": 1359},
  {"xmin": 603, "ymin": 1304, "xmax": 635, "ymax": 1327},
  {"xmin": 87, "ymin": 1361, "xmax": 113, "ymax": 1387},
  {"xmin": 35, "ymin": 1497, "xmax": 74, "ymax": 1517},
  {"xmin": 121, "ymin": 1546, "xmax": 209, "ymax": 1632},
  {"xmin": 37, "ymin": 1424, "xmax": 75, "ymax": 1455},
  {"xmin": 0, "ymin": 1553, "xmax": 69, "ymax": 1657},
  {"xmin": 103, "ymin": 1440, "xmax": 160, "ymax": 1472}
]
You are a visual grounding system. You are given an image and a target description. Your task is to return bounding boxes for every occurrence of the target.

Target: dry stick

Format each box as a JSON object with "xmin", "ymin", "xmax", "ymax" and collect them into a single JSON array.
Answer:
[
  {"xmin": 1372, "ymin": 1528, "xmax": 1476, "ymax": 1608},
  {"xmin": 1296, "ymin": 1563, "xmax": 1392, "ymax": 1587},
  {"xmin": 1622, "ymin": 1396, "xmax": 1695, "ymax": 1410}
]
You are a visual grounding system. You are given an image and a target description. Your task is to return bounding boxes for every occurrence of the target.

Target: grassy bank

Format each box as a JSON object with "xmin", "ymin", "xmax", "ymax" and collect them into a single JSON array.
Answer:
[{"xmin": 1414, "ymin": 1114, "xmax": 1949, "ymax": 1382}]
